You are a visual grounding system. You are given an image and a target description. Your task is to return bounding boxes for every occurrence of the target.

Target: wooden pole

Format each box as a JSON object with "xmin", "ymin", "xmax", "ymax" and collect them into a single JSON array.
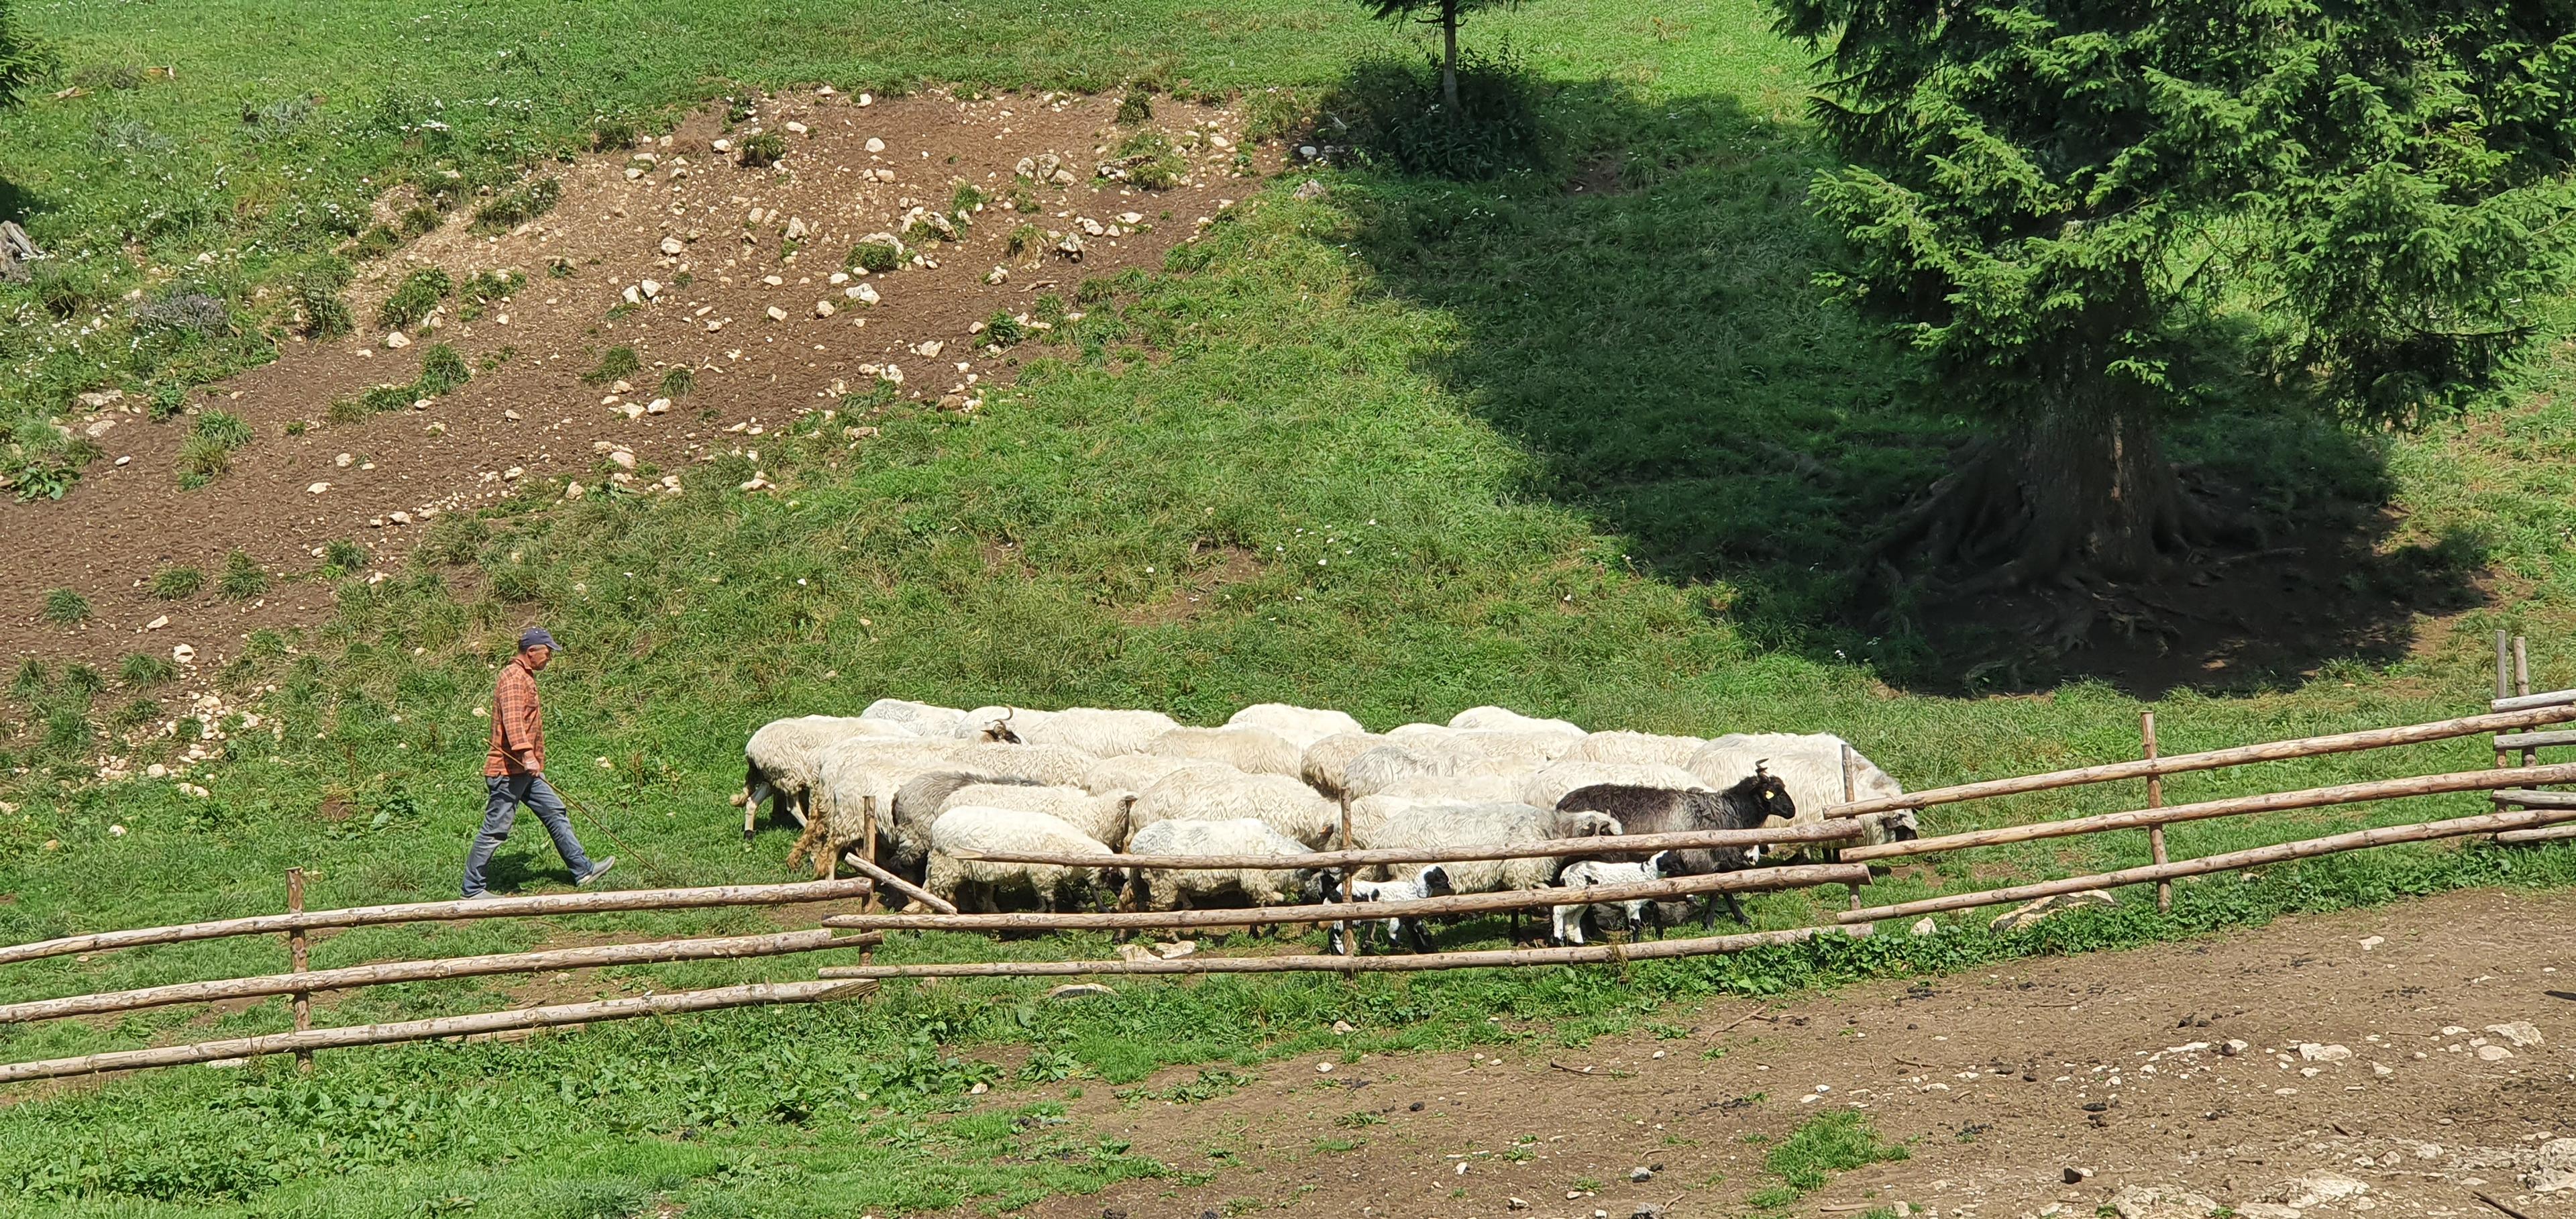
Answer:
[
  {"xmin": 2492, "ymin": 789, "xmax": 2576, "ymax": 809},
  {"xmin": 2493, "ymin": 823, "xmax": 2576, "ymax": 845},
  {"xmin": 0, "ymin": 929, "xmax": 877, "ymax": 1025},
  {"xmin": 824, "ymin": 862, "xmax": 1870, "ymax": 934},
  {"xmin": 2143, "ymin": 712, "xmax": 2169, "ymax": 913},
  {"xmin": 0, "ymin": 878, "xmax": 875, "ymax": 969},
  {"xmin": 819, "ymin": 924, "xmax": 1867, "ymax": 982},
  {"xmin": 950, "ymin": 823, "xmax": 1862, "ymax": 873},
  {"xmin": 1827, "ymin": 703, "xmax": 2576, "ymax": 820},
  {"xmin": 0, "ymin": 980, "xmax": 880, "ymax": 1085},
  {"xmin": 1841, "ymin": 761, "xmax": 2576, "ymax": 863},
  {"xmin": 286, "ymin": 867, "xmax": 311, "ymax": 1073},
  {"xmin": 836, "ymin": 849, "xmax": 959, "ymax": 915},
  {"xmin": 2516, "ymin": 636, "xmax": 2534, "ymax": 771},
  {"xmin": 1839, "ymin": 743, "xmax": 1865, "ymax": 918},
  {"xmin": 1839, "ymin": 802, "xmax": 2576, "ymax": 925},
  {"xmin": 2498, "ymin": 631, "xmax": 2515, "ymax": 770},
  {"xmin": 2491, "ymin": 688, "xmax": 2576, "ymax": 713}
]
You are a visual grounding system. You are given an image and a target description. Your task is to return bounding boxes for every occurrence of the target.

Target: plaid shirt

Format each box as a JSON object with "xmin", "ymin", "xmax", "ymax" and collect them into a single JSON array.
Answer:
[{"xmin": 484, "ymin": 653, "xmax": 545, "ymax": 777}]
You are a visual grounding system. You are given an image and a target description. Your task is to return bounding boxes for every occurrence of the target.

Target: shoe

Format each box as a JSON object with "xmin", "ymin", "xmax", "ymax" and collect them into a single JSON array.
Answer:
[
  {"xmin": 461, "ymin": 890, "xmax": 502, "ymax": 901},
  {"xmin": 576, "ymin": 857, "xmax": 617, "ymax": 886}
]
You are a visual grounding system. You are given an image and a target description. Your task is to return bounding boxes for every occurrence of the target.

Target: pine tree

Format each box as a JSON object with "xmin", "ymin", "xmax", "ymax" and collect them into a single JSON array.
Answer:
[
  {"xmin": 1770, "ymin": 0, "xmax": 2576, "ymax": 592},
  {"xmin": 1366, "ymin": 0, "xmax": 1510, "ymax": 114},
  {"xmin": 0, "ymin": 0, "xmax": 44, "ymax": 109}
]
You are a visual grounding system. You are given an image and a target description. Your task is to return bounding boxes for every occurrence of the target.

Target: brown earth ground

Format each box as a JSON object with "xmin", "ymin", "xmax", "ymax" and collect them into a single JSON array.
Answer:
[
  {"xmin": 1002, "ymin": 886, "xmax": 2572, "ymax": 1219},
  {"xmin": 1, "ymin": 87, "xmax": 1272, "ymax": 672}
]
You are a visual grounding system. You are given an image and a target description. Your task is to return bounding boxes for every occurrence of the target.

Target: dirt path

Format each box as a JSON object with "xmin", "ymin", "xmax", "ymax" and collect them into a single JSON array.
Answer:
[
  {"xmin": 3, "ymin": 87, "xmax": 1269, "ymax": 672},
  {"xmin": 1022, "ymin": 887, "xmax": 2573, "ymax": 1219}
]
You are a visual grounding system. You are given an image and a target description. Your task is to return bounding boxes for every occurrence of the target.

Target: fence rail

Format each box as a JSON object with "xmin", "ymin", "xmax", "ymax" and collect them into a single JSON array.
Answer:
[{"xmin": 947, "ymin": 823, "xmax": 1860, "ymax": 873}]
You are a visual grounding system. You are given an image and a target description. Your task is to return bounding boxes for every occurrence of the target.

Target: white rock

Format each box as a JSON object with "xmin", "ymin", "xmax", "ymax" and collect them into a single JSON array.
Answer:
[
  {"xmin": 857, "ymin": 92, "xmax": 873, "ymax": 106},
  {"xmin": 865, "ymin": 137, "xmax": 885, "ymax": 152},
  {"xmin": 2271, "ymin": 1172, "xmax": 2367, "ymax": 1210},
  {"xmin": 564, "ymin": 482, "xmax": 586, "ymax": 500},
  {"xmin": 2486, "ymin": 1022, "xmax": 2543, "ymax": 1047},
  {"xmin": 786, "ymin": 121, "xmax": 808, "ymax": 135},
  {"xmin": 2476, "ymin": 1045, "xmax": 2514, "ymax": 1061},
  {"xmin": 2359, "ymin": 935, "xmax": 2385, "ymax": 950},
  {"xmin": 766, "ymin": 305, "xmax": 790, "ymax": 321},
  {"xmin": 814, "ymin": 300, "xmax": 835, "ymax": 317},
  {"xmin": 383, "ymin": 331, "xmax": 411, "ymax": 348},
  {"xmin": 1911, "ymin": 917, "xmax": 1937, "ymax": 937},
  {"xmin": 645, "ymin": 397, "xmax": 672, "ymax": 415},
  {"xmin": 661, "ymin": 236, "xmax": 685, "ymax": 255},
  {"xmin": 2298, "ymin": 1043, "xmax": 2351, "ymax": 1062},
  {"xmin": 146, "ymin": 763, "xmax": 167, "ymax": 778},
  {"xmin": 606, "ymin": 450, "xmax": 636, "ymax": 470},
  {"xmin": 2525, "ymin": 1138, "xmax": 2576, "ymax": 1192},
  {"xmin": 640, "ymin": 279, "xmax": 661, "ymax": 299},
  {"xmin": 1990, "ymin": 889, "xmax": 2114, "ymax": 933},
  {"xmin": 307, "ymin": 482, "xmax": 331, "ymax": 494},
  {"xmin": 144, "ymin": 615, "xmax": 168, "ymax": 630},
  {"xmin": 504, "ymin": 466, "xmax": 525, "ymax": 480},
  {"xmin": 853, "ymin": 283, "xmax": 880, "ymax": 305},
  {"xmin": 172, "ymin": 644, "xmax": 197, "ymax": 664},
  {"xmin": 335, "ymin": 452, "xmax": 354, "ymax": 468}
]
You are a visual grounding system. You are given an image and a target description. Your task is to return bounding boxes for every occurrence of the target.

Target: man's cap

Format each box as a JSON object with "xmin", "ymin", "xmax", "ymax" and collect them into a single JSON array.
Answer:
[{"xmin": 518, "ymin": 627, "xmax": 561, "ymax": 653}]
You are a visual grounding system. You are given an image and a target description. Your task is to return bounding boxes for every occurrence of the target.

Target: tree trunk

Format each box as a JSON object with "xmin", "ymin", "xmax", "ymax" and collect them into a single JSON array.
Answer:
[{"xmin": 1440, "ymin": 0, "xmax": 1461, "ymax": 115}]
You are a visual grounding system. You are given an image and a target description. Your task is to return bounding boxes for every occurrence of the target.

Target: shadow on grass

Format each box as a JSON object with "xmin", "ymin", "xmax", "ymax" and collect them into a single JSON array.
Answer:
[{"xmin": 1337, "ymin": 74, "xmax": 2486, "ymax": 697}]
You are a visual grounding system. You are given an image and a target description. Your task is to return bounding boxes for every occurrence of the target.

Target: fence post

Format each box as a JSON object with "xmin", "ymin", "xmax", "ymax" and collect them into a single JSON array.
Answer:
[
  {"xmin": 1336, "ymin": 796, "xmax": 1354, "ymax": 963},
  {"xmin": 2498, "ymin": 631, "xmax": 2515, "ymax": 770},
  {"xmin": 286, "ymin": 867, "xmax": 312, "ymax": 1073},
  {"xmin": 2142, "ymin": 712, "xmax": 2169, "ymax": 913},
  {"xmin": 2516, "ymin": 636, "xmax": 2534, "ymax": 770},
  {"xmin": 858, "ymin": 796, "xmax": 878, "ymax": 966},
  {"xmin": 1839, "ymin": 744, "xmax": 1867, "ymax": 924}
]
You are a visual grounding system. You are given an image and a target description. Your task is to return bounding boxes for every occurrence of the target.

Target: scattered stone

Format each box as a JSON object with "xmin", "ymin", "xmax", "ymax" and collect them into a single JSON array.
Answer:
[
  {"xmin": 1293, "ymin": 177, "xmax": 1329, "ymax": 201},
  {"xmin": 2236, "ymin": 1205, "xmax": 2303, "ymax": 1219},
  {"xmin": 2109, "ymin": 1186, "xmax": 2220, "ymax": 1219},
  {"xmin": 1507, "ymin": 1200, "xmax": 1529, "ymax": 1212},
  {"xmin": 814, "ymin": 299, "xmax": 835, "ymax": 317},
  {"xmin": 2524, "ymin": 1137, "xmax": 2576, "ymax": 1192},
  {"xmin": 2359, "ymin": 935, "xmax": 2385, "ymax": 951},
  {"xmin": 640, "ymin": 278, "xmax": 661, "ymax": 299},
  {"xmin": 2220, "ymin": 1039, "xmax": 2248, "ymax": 1056},
  {"xmin": 865, "ymin": 136, "xmax": 886, "ymax": 153},
  {"xmin": 2065, "ymin": 1168, "xmax": 2094, "ymax": 1185},
  {"xmin": 659, "ymin": 237, "xmax": 685, "ymax": 255},
  {"xmin": 2475, "ymin": 1045, "xmax": 2514, "ymax": 1061},
  {"xmin": 306, "ymin": 481, "xmax": 330, "ymax": 494},
  {"xmin": 645, "ymin": 397, "xmax": 672, "ymax": 415},
  {"xmin": 2298, "ymin": 1043, "xmax": 2352, "ymax": 1062},
  {"xmin": 1990, "ymin": 889, "xmax": 2114, "ymax": 933},
  {"xmin": 172, "ymin": 644, "xmax": 196, "ymax": 664},
  {"xmin": 1151, "ymin": 940, "xmax": 1197, "ymax": 959},
  {"xmin": 143, "ymin": 615, "xmax": 168, "ymax": 631},
  {"xmin": 765, "ymin": 305, "xmax": 790, "ymax": 321},
  {"xmin": 2271, "ymin": 1171, "xmax": 2367, "ymax": 1210},
  {"xmin": 382, "ymin": 331, "xmax": 411, "ymax": 348},
  {"xmin": 2487, "ymin": 1022, "xmax": 2543, "ymax": 1047},
  {"xmin": 785, "ymin": 121, "xmax": 808, "ymax": 136},
  {"xmin": 1630, "ymin": 1166, "xmax": 1654, "ymax": 1183},
  {"xmin": 1912, "ymin": 916, "xmax": 1937, "ymax": 937}
]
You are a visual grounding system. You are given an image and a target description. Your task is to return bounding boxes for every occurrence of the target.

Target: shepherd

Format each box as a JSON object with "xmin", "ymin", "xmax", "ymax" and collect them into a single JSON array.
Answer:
[{"xmin": 460, "ymin": 627, "xmax": 615, "ymax": 898}]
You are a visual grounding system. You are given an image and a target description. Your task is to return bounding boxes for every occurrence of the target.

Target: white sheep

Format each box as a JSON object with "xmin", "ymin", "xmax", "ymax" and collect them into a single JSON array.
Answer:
[
  {"xmin": 885, "ymin": 772, "xmax": 1042, "ymax": 876},
  {"xmin": 1517, "ymin": 761, "xmax": 1709, "ymax": 811},
  {"xmin": 1566, "ymin": 730, "xmax": 1708, "ymax": 769},
  {"xmin": 1146, "ymin": 725, "xmax": 1305, "ymax": 778},
  {"xmin": 1130, "ymin": 768, "xmax": 1342, "ymax": 847},
  {"xmin": 1300, "ymin": 731, "xmax": 1394, "ymax": 798},
  {"xmin": 1336, "ymin": 743, "xmax": 1521, "ymax": 799},
  {"xmin": 796, "ymin": 739, "xmax": 1091, "ymax": 875},
  {"xmin": 861, "ymin": 698, "xmax": 967, "ymax": 738},
  {"xmin": 1014, "ymin": 708, "xmax": 1182, "ymax": 757},
  {"xmin": 1343, "ymin": 778, "xmax": 1524, "ymax": 861},
  {"xmin": 1226, "ymin": 703, "xmax": 1366, "ymax": 749},
  {"xmin": 925, "ymin": 806, "xmax": 1124, "ymax": 913},
  {"xmin": 1434, "ymin": 729, "xmax": 1582, "ymax": 774},
  {"xmin": 953, "ymin": 704, "xmax": 1058, "ymax": 743},
  {"xmin": 1551, "ymin": 853, "xmax": 1673, "ymax": 945},
  {"xmin": 1361, "ymin": 802, "xmax": 1620, "ymax": 899},
  {"xmin": 1332, "ymin": 873, "xmax": 1440, "ymax": 955},
  {"xmin": 1684, "ymin": 733, "xmax": 1919, "ymax": 852},
  {"xmin": 1448, "ymin": 706, "xmax": 1587, "ymax": 737},
  {"xmin": 738, "ymin": 716, "xmax": 920, "ymax": 841},
  {"xmin": 938, "ymin": 782, "xmax": 1135, "ymax": 851},
  {"xmin": 1082, "ymin": 752, "xmax": 1238, "ymax": 798},
  {"xmin": 1124, "ymin": 817, "xmax": 1319, "ymax": 911}
]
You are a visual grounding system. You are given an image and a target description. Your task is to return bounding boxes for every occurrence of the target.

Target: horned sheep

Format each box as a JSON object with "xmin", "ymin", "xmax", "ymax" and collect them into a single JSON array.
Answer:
[
  {"xmin": 1684, "ymin": 733, "xmax": 1919, "ymax": 852},
  {"xmin": 1517, "ymin": 761, "xmax": 1709, "ymax": 811},
  {"xmin": 1554, "ymin": 770, "xmax": 1799, "ymax": 926}
]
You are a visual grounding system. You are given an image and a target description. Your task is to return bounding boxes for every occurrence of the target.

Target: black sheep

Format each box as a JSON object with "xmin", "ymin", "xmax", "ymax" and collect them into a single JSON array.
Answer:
[{"xmin": 1555, "ymin": 770, "xmax": 1797, "ymax": 927}]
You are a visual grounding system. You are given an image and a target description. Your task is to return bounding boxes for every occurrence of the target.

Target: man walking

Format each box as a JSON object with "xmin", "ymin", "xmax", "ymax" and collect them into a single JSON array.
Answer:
[{"xmin": 462, "ymin": 627, "xmax": 614, "ymax": 898}]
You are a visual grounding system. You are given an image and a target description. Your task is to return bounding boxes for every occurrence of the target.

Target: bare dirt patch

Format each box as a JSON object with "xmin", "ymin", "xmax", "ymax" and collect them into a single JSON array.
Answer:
[
  {"xmin": 1008, "ymin": 887, "xmax": 2573, "ymax": 1219},
  {"xmin": 3, "ymin": 88, "xmax": 1273, "ymax": 673}
]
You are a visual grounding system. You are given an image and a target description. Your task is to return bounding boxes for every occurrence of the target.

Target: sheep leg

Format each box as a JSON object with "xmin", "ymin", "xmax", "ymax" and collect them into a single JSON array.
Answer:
[
  {"xmin": 1721, "ymin": 890, "xmax": 1750, "ymax": 926},
  {"xmin": 1401, "ymin": 917, "xmax": 1430, "ymax": 955}
]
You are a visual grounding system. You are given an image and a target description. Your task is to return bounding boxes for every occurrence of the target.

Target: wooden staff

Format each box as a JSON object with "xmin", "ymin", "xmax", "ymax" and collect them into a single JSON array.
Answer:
[
  {"xmin": 286, "ymin": 868, "xmax": 311, "ymax": 1073},
  {"xmin": 818, "ymin": 924, "xmax": 1866, "ymax": 982},
  {"xmin": 0, "ymin": 878, "xmax": 875, "ymax": 969},
  {"xmin": 1841, "ymin": 761, "xmax": 2576, "ymax": 863},
  {"xmin": 0, "ymin": 929, "xmax": 877, "ymax": 1024},
  {"xmin": 949, "ymin": 823, "xmax": 1861, "ymax": 872},
  {"xmin": 836, "ymin": 850, "xmax": 959, "ymax": 915},
  {"xmin": 1336, "ymin": 794, "xmax": 1354, "ymax": 963},
  {"xmin": 824, "ymin": 862, "xmax": 1870, "ymax": 933},
  {"xmin": 2143, "ymin": 712, "xmax": 2169, "ymax": 912},
  {"xmin": 1839, "ymin": 802, "xmax": 2576, "ymax": 924},
  {"xmin": 0, "ymin": 980, "xmax": 879, "ymax": 1085},
  {"xmin": 1827, "ymin": 702, "xmax": 2576, "ymax": 820}
]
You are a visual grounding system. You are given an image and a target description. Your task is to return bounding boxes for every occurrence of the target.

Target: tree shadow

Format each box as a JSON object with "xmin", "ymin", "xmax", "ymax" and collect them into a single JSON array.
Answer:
[
  {"xmin": 1336, "ymin": 76, "xmax": 2487, "ymax": 697},
  {"xmin": 0, "ymin": 176, "xmax": 33, "ymax": 227}
]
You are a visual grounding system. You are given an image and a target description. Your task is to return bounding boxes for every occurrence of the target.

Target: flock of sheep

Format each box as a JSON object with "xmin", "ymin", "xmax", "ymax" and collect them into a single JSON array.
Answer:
[{"xmin": 737, "ymin": 700, "xmax": 1921, "ymax": 949}]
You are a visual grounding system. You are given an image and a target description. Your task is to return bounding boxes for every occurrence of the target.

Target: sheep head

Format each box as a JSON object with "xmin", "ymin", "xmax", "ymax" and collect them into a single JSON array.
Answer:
[{"xmin": 977, "ymin": 708, "xmax": 1026, "ymax": 744}]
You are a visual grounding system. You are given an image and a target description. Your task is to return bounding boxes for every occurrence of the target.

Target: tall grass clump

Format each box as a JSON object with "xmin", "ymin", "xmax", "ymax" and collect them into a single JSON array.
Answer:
[
  {"xmin": 40, "ymin": 588, "xmax": 90, "ymax": 623},
  {"xmin": 148, "ymin": 564, "xmax": 205, "ymax": 599},
  {"xmin": 375, "ymin": 268, "xmax": 451, "ymax": 330},
  {"xmin": 219, "ymin": 548, "xmax": 268, "ymax": 598}
]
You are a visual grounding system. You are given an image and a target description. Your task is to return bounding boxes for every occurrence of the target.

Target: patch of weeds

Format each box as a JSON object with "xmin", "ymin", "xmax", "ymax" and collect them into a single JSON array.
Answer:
[
  {"xmin": 1311, "ymin": 1135, "xmax": 1365, "ymax": 1154},
  {"xmin": 419, "ymin": 515, "xmax": 490, "ymax": 565},
  {"xmin": 982, "ymin": 311, "xmax": 1026, "ymax": 347},
  {"xmin": 1006, "ymin": 222, "xmax": 1045, "ymax": 264},
  {"xmin": 399, "ymin": 205, "xmax": 443, "ymax": 237},
  {"xmin": 590, "ymin": 117, "xmax": 639, "ymax": 150},
  {"xmin": 61, "ymin": 664, "xmax": 103, "ymax": 695},
  {"xmin": 135, "ymin": 292, "xmax": 231, "ymax": 340},
  {"xmin": 1018, "ymin": 1047, "xmax": 1083, "ymax": 1083},
  {"xmin": 376, "ymin": 268, "xmax": 451, "ymax": 330},
  {"xmin": 195, "ymin": 409, "xmax": 254, "ymax": 449},
  {"xmin": 847, "ymin": 239, "xmax": 903, "ymax": 273},
  {"xmin": 471, "ymin": 177, "xmax": 560, "ymax": 233},
  {"xmin": 10, "ymin": 658, "xmax": 44, "ymax": 696},
  {"xmin": 219, "ymin": 549, "xmax": 268, "ymax": 599},
  {"xmin": 111, "ymin": 697, "xmax": 160, "ymax": 729},
  {"xmin": 178, "ymin": 411, "xmax": 254, "ymax": 484},
  {"xmin": 1116, "ymin": 1069, "xmax": 1253, "ymax": 1106},
  {"xmin": 1033, "ymin": 293, "xmax": 1067, "ymax": 323},
  {"xmin": 1244, "ymin": 87, "xmax": 1312, "ymax": 141},
  {"xmin": 149, "ymin": 565, "xmax": 205, "ymax": 599},
  {"xmin": 951, "ymin": 182, "xmax": 986, "ymax": 213},
  {"xmin": 659, "ymin": 366, "xmax": 695, "ymax": 399},
  {"xmin": 580, "ymin": 346, "xmax": 641, "ymax": 386},
  {"xmin": 325, "ymin": 397, "xmax": 372, "ymax": 425},
  {"xmin": 1116, "ymin": 89, "xmax": 1152, "ymax": 124},
  {"xmin": 1750, "ymin": 1112, "xmax": 1909, "ymax": 1208},
  {"xmin": 322, "ymin": 539, "xmax": 368, "ymax": 573},
  {"xmin": 415, "ymin": 343, "xmax": 470, "ymax": 396},
  {"xmin": 1106, "ymin": 129, "xmax": 1185, "ymax": 189},
  {"xmin": 1321, "ymin": 48, "xmax": 1552, "ymax": 180},
  {"xmin": 297, "ymin": 273, "xmax": 354, "ymax": 339},
  {"xmin": 345, "ymin": 225, "xmax": 402, "ymax": 260},
  {"xmin": 1332, "ymin": 1111, "xmax": 1384, "ymax": 1128},
  {"xmin": 121, "ymin": 653, "xmax": 177, "ymax": 686},
  {"xmin": 737, "ymin": 131, "xmax": 786, "ymax": 168},
  {"xmin": 42, "ymin": 588, "xmax": 91, "ymax": 624}
]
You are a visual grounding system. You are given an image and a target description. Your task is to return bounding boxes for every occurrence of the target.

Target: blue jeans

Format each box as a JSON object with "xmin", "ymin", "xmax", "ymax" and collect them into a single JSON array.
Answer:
[{"xmin": 462, "ymin": 774, "xmax": 594, "ymax": 896}]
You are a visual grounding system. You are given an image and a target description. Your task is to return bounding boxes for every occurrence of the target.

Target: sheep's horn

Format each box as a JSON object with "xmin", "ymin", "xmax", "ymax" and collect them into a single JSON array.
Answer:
[{"xmin": 1754, "ymin": 758, "xmax": 1770, "ymax": 776}]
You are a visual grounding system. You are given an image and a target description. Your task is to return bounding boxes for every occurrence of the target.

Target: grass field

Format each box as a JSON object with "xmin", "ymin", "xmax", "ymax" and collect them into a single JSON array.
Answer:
[{"xmin": 7, "ymin": 0, "xmax": 2576, "ymax": 1213}]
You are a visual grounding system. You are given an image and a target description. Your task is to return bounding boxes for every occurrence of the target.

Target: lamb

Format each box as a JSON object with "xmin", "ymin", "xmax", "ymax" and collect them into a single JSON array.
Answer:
[
  {"xmin": 1082, "ymin": 752, "xmax": 1236, "ymax": 798},
  {"xmin": 1123, "ymin": 817, "xmax": 1322, "ymax": 912},
  {"xmin": 1554, "ymin": 770, "xmax": 1799, "ymax": 926},
  {"xmin": 1227, "ymin": 703, "xmax": 1366, "ymax": 749},
  {"xmin": 1448, "ymin": 706, "xmax": 1587, "ymax": 737},
  {"xmin": 1551, "ymin": 852, "xmax": 1675, "ymax": 945},
  {"xmin": 1146, "ymin": 725, "xmax": 1305, "ymax": 778},
  {"xmin": 1359, "ymin": 802, "xmax": 1621, "ymax": 910},
  {"xmin": 924, "ymin": 806, "xmax": 1126, "ymax": 914},
  {"xmin": 1299, "ymin": 731, "xmax": 1393, "ymax": 798},
  {"xmin": 1012, "ymin": 708, "xmax": 1182, "ymax": 757},
  {"xmin": 1566, "ymin": 730, "xmax": 1708, "ymax": 770},
  {"xmin": 1517, "ymin": 761, "xmax": 1709, "ymax": 811},
  {"xmin": 861, "ymin": 698, "xmax": 967, "ymax": 739},
  {"xmin": 1130, "ymin": 768, "xmax": 1342, "ymax": 848},
  {"xmin": 1330, "ymin": 872, "xmax": 1446, "ymax": 955},
  {"xmin": 738, "ymin": 716, "xmax": 921, "ymax": 841},
  {"xmin": 1684, "ymin": 733, "xmax": 1919, "ymax": 853}
]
